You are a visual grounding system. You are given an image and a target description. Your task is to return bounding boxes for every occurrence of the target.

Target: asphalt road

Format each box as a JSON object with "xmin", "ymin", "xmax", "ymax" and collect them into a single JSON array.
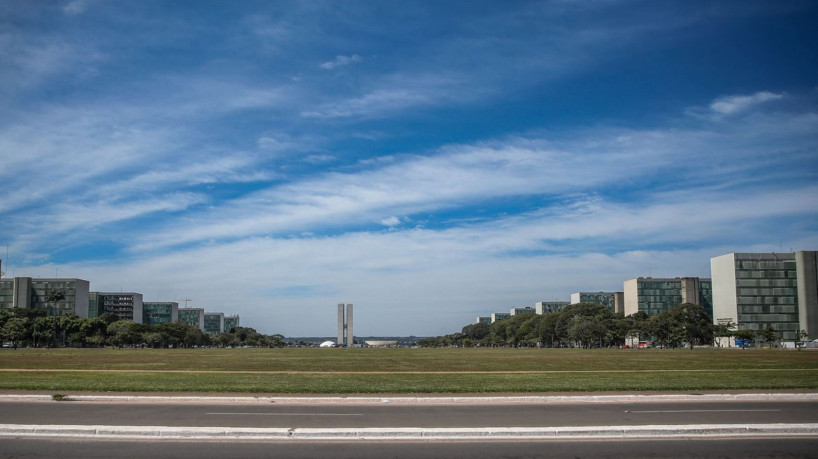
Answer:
[
  {"xmin": 1, "ymin": 400, "xmax": 817, "ymax": 428},
  {"xmin": 1, "ymin": 437, "xmax": 817, "ymax": 458}
]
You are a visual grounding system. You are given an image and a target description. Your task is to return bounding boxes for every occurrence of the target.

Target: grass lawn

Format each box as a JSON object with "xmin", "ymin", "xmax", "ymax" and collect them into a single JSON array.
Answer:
[{"xmin": 1, "ymin": 347, "xmax": 816, "ymax": 393}]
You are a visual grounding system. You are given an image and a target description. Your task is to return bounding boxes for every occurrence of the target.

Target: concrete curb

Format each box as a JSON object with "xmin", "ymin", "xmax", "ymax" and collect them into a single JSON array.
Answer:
[
  {"xmin": 1, "ymin": 423, "xmax": 817, "ymax": 440},
  {"xmin": 2, "ymin": 393, "xmax": 818, "ymax": 404}
]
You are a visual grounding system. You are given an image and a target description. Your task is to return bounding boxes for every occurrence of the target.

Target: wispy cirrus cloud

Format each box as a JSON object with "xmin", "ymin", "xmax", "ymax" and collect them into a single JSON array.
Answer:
[{"xmin": 320, "ymin": 54, "xmax": 362, "ymax": 70}]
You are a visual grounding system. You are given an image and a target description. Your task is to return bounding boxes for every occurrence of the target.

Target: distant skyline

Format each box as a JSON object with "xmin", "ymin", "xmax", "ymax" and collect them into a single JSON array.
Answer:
[{"xmin": 1, "ymin": 1, "xmax": 816, "ymax": 336}]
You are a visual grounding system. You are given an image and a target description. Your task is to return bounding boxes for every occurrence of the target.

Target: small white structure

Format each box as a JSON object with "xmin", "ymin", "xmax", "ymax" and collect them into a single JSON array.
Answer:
[{"xmin": 319, "ymin": 340, "xmax": 336, "ymax": 348}]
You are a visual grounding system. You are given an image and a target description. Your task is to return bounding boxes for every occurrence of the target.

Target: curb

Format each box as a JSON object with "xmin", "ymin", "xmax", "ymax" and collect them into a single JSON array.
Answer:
[
  {"xmin": 2, "ymin": 393, "xmax": 818, "ymax": 404},
  {"xmin": 1, "ymin": 423, "xmax": 817, "ymax": 440}
]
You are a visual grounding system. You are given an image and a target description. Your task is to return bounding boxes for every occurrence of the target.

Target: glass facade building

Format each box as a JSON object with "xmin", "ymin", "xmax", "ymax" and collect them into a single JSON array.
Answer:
[
  {"xmin": 510, "ymin": 307, "xmax": 536, "ymax": 316},
  {"xmin": 475, "ymin": 316, "xmax": 491, "ymax": 325},
  {"xmin": 0, "ymin": 277, "xmax": 90, "ymax": 317},
  {"xmin": 712, "ymin": 252, "xmax": 818, "ymax": 341},
  {"xmin": 143, "ymin": 302, "xmax": 179, "ymax": 326},
  {"xmin": 570, "ymin": 292, "xmax": 622, "ymax": 313},
  {"xmin": 96, "ymin": 292, "xmax": 143, "ymax": 323},
  {"xmin": 203, "ymin": 312, "xmax": 224, "ymax": 334},
  {"xmin": 490, "ymin": 312, "xmax": 511, "ymax": 323},
  {"xmin": 535, "ymin": 301, "xmax": 570, "ymax": 315},
  {"xmin": 223, "ymin": 315, "xmax": 240, "ymax": 332},
  {"xmin": 624, "ymin": 277, "xmax": 713, "ymax": 317},
  {"xmin": 178, "ymin": 308, "xmax": 205, "ymax": 329}
]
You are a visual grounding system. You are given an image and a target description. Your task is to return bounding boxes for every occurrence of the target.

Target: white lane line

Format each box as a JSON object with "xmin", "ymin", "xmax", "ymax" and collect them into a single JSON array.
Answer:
[
  {"xmin": 627, "ymin": 409, "xmax": 781, "ymax": 413},
  {"xmin": 207, "ymin": 412, "xmax": 363, "ymax": 416}
]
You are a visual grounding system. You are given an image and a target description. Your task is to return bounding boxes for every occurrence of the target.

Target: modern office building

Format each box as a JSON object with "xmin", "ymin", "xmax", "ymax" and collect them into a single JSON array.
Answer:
[
  {"xmin": 534, "ymin": 301, "xmax": 570, "ymax": 315},
  {"xmin": 142, "ymin": 302, "xmax": 179, "ymax": 326},
  {"xmin": 614, "ymin": 292, "xmax": 625, "ymax": 314},
  {"xmin": 510, "ymin": 306, "xmax": 536, "ymax": 316},
  {"xmin": 223, "ymin": 314, "xmax": 240, "ymax": 332},
  {"xmin": 337, "ymin": 303, "xmax": 353, "ymax": 347},
  {"xmin": 490, "ymin": 312, "xmax": 511, "ymax": 323},
  {"xmin": 203, "ymin": 312, "xmax": 224, "ymax": 334},
  {"xmin": 475, "ymin": 316, "xmax": 492, "ymax": 325},
  {"xmin": 178, "ymin": 308, "xmax": 205, "ymax": 330},
  {"xmin": 711, "ymin": 251, "xmax": 818, "ymax": 340},
  {"xmin": 96, "ymin": 292, "xmax": 143, "ymax": 323},
  {"xmin": 0, "ymin": 277, "xmax": 90, "ymax": 317},
  {"xmin": 88, "ymin": 292, "xmax": 105, "ymax": 318},
  {"xmin": 570, "ymin": 292, "xmax": 623, "ymax": 313},
  {"xmin": 623, "ymin": 277, "xmax": 712, "ymax": 317}
]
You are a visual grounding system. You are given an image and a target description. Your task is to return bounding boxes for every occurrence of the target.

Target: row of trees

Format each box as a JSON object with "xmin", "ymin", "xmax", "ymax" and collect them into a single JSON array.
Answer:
[
  {"xmin": 0, "ymin": 308, "xmax": 285, "ymax": 349},
  {"xmin": 420, "ymin": 302, "xmax": 752, "ymax": 349}
]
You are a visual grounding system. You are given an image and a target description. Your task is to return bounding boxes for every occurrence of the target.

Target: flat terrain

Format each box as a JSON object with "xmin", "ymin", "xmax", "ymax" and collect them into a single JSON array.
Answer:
[
  {"xmin": 3, "ymin": 400, "xmax": 818, "ymax": 428},
  {"xmin": 1, "ymin": 348, "xmax": 816, "ymax": 393}
]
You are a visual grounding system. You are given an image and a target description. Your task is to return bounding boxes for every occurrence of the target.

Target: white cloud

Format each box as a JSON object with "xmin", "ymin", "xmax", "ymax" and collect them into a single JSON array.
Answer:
[
  {"xmin": 63, "ymin": 0, "xmax": 92, "ymax": 15},
  {"xmin": 320, "ymin": 54, "xmax": 363, "ymax": 70},
  {"xmin": 380, "ymin": 216, "xmax": 401, "ymax": 227},
  {"xmin": 709, "ymin": 91, "xmax": 784, "ymax": 116},
  {"xmin": 124, "ymin": 100, "xmax": 818, "ymax": 252}
]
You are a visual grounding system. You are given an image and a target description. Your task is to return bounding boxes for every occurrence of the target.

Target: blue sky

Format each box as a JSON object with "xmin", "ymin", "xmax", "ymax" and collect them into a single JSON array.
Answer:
[{"xmin": 1, "ymin": 0, "xmax": 816, "ymax": 336}]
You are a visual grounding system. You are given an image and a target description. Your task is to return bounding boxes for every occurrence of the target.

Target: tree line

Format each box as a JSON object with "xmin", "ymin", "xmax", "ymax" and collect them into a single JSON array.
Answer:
[
  {"xmin": 0, "ymin": 308, "xmax": 286, "ymax": 349},
  {"xmin": 419, "ymin": 302, "xmax": 766, "ymax": 349}
]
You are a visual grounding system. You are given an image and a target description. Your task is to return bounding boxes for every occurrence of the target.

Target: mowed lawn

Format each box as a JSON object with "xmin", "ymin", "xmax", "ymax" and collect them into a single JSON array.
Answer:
[{"xmin": 1, "ymin": 348, "xmax": 817, "ymax": 393}]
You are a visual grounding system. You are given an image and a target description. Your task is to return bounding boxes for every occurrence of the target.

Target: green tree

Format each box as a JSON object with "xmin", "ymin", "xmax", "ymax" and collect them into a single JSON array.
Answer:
[
  {"xmin": 567, "ymin": 316, "xmax": 605, "ymax": 348},
  {"xmin": 461, "ymin": 323, "xmax": 490, "ymax": 341},
  {"xmin": 43, "ymin": 288, "xmax": 67, "ymax": 317},
  {"xmin": 1, "ymin": 317, "xmax": 29, "ymax": 348},
  {"xmin": 32, "ymin": 316, "xmax": 58, "ymax": 347},
  {"xmin": 666, "ymin": 303, "xmax": 714, "ymax": 349},
  {"xmin": 759, "ymin": 325, "xmax": 777, "ymax": 347},
  {"xmin": 107, "ymin": 320, "xmax": 139, "ymax": 347}
]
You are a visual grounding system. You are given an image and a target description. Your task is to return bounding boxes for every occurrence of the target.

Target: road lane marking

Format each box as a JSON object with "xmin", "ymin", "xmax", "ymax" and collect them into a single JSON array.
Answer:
[
  {"xmin": 627, "ymin": 409, "xmax": 781, "ymax": 413},
  {"xmin": 207, "ymin": 412, "xmax": 363, "ymax": 416}
]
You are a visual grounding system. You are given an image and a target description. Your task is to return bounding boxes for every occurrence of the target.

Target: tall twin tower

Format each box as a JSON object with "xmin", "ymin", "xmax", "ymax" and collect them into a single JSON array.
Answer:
[{"xmin": 337, "ymin": 303, "xmax": 353, "ymax": 347}]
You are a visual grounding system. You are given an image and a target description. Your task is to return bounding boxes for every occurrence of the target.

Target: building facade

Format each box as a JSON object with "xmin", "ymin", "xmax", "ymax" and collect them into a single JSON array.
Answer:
[
  {"xmin": 534, "ymin": 301, "xmax": 570, "ymax": 315},
  {"xmin": 203, "ymin": 312, "xmax": 224, "ymax": 334},
  {"xmin": 97, "ymin": 292, "xmax": 143, "ymax": 323},
  {"xmin": 178, "ymin": 308, "xmax": 205, "ymax": 330},
  {"xmin": 475, "ymin": 316, "xmax": 492, "ymax": 325},
  {"xmin": 711, "ymin": 252, "xmax": 818, "ymax": 340},
  {"xmin": 337, "ymin": 303, "xmax": 353, "ymax": 346},
  {"xmin": 570, "ymin": 292, "xmax": 622, "ymax": 313},
  {"xmin": 223, "ymin": 314, "xmax": 240, "ymax": 332},
  {"xmin": 510, "ymin": 306, "xmax": 536, "ymax": 316},
  {"xmin": 490, "ymin": 312, "xmax": 511, "ymax": 323},
  {"xmin": 88, "ymin": 292, "xmax": 105, "ymax": 318},
  {"xmin": 142, "ymin": 302, "xmax": 179, "ymax": 326},
  {"xmin": 0, "ymin": 277, "xmax": 90, "ymax": 317},
  {"xmin": 623, "ymin": 277, "xmax": 712, "ymax": 317}
]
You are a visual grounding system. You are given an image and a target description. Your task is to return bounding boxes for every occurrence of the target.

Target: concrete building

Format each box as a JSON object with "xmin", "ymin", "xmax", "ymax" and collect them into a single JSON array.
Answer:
[
  {"xmin": 337, "ymin": 303, "xmax": 353, "ymax": 347},
  {"xmin": 223, "ymin": 315, "xmax": 240, "ymax": 332},
  {"xmin": 490, "ymin": 312, "xmax": 511, "ymax": 323},
  {"xmin": 711, "ymin": 251, "xmax": 818, "ymax": 340},
  {"xmin": 0, "ymin": 277, "xmax": 90, "ymax": 317},
  {"xmin": 178, "ymin": 308, "xmax": 205, "ymax": 330},
  {"xmin": 534, "ymin": 301, "xmax": 570, "ymax": 315},
  {"xmin": 142, "ymin": 302, "xmax": 179, "ymax": 326},
  {"xmin": 203, "ymin": 312, "xmax": 224, "ymax": 334},
  {"xmin": 623, "ymin": 277, "xmax": 712, "ymax": 317},
  {"xmin": 475, "ymin": 316, "xmax": 492, "ymax": 325},
  {"xmin": 88, "ymin": 292, "xmax": 105, "ymax": 318},
  {"xmin": 510, "ymin": 306, "xmax": 536, "ymax": 316},
  {"xmin": 97, "ymin": 292, "xmax": 143, "ymax": 323},
  {"xmin": 570, "ymin": 292, "xmax": 623, "ymax": 313},
  {"xmin": 614, "ymin": 292, "xmax": 625, "ymax": 314}
]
